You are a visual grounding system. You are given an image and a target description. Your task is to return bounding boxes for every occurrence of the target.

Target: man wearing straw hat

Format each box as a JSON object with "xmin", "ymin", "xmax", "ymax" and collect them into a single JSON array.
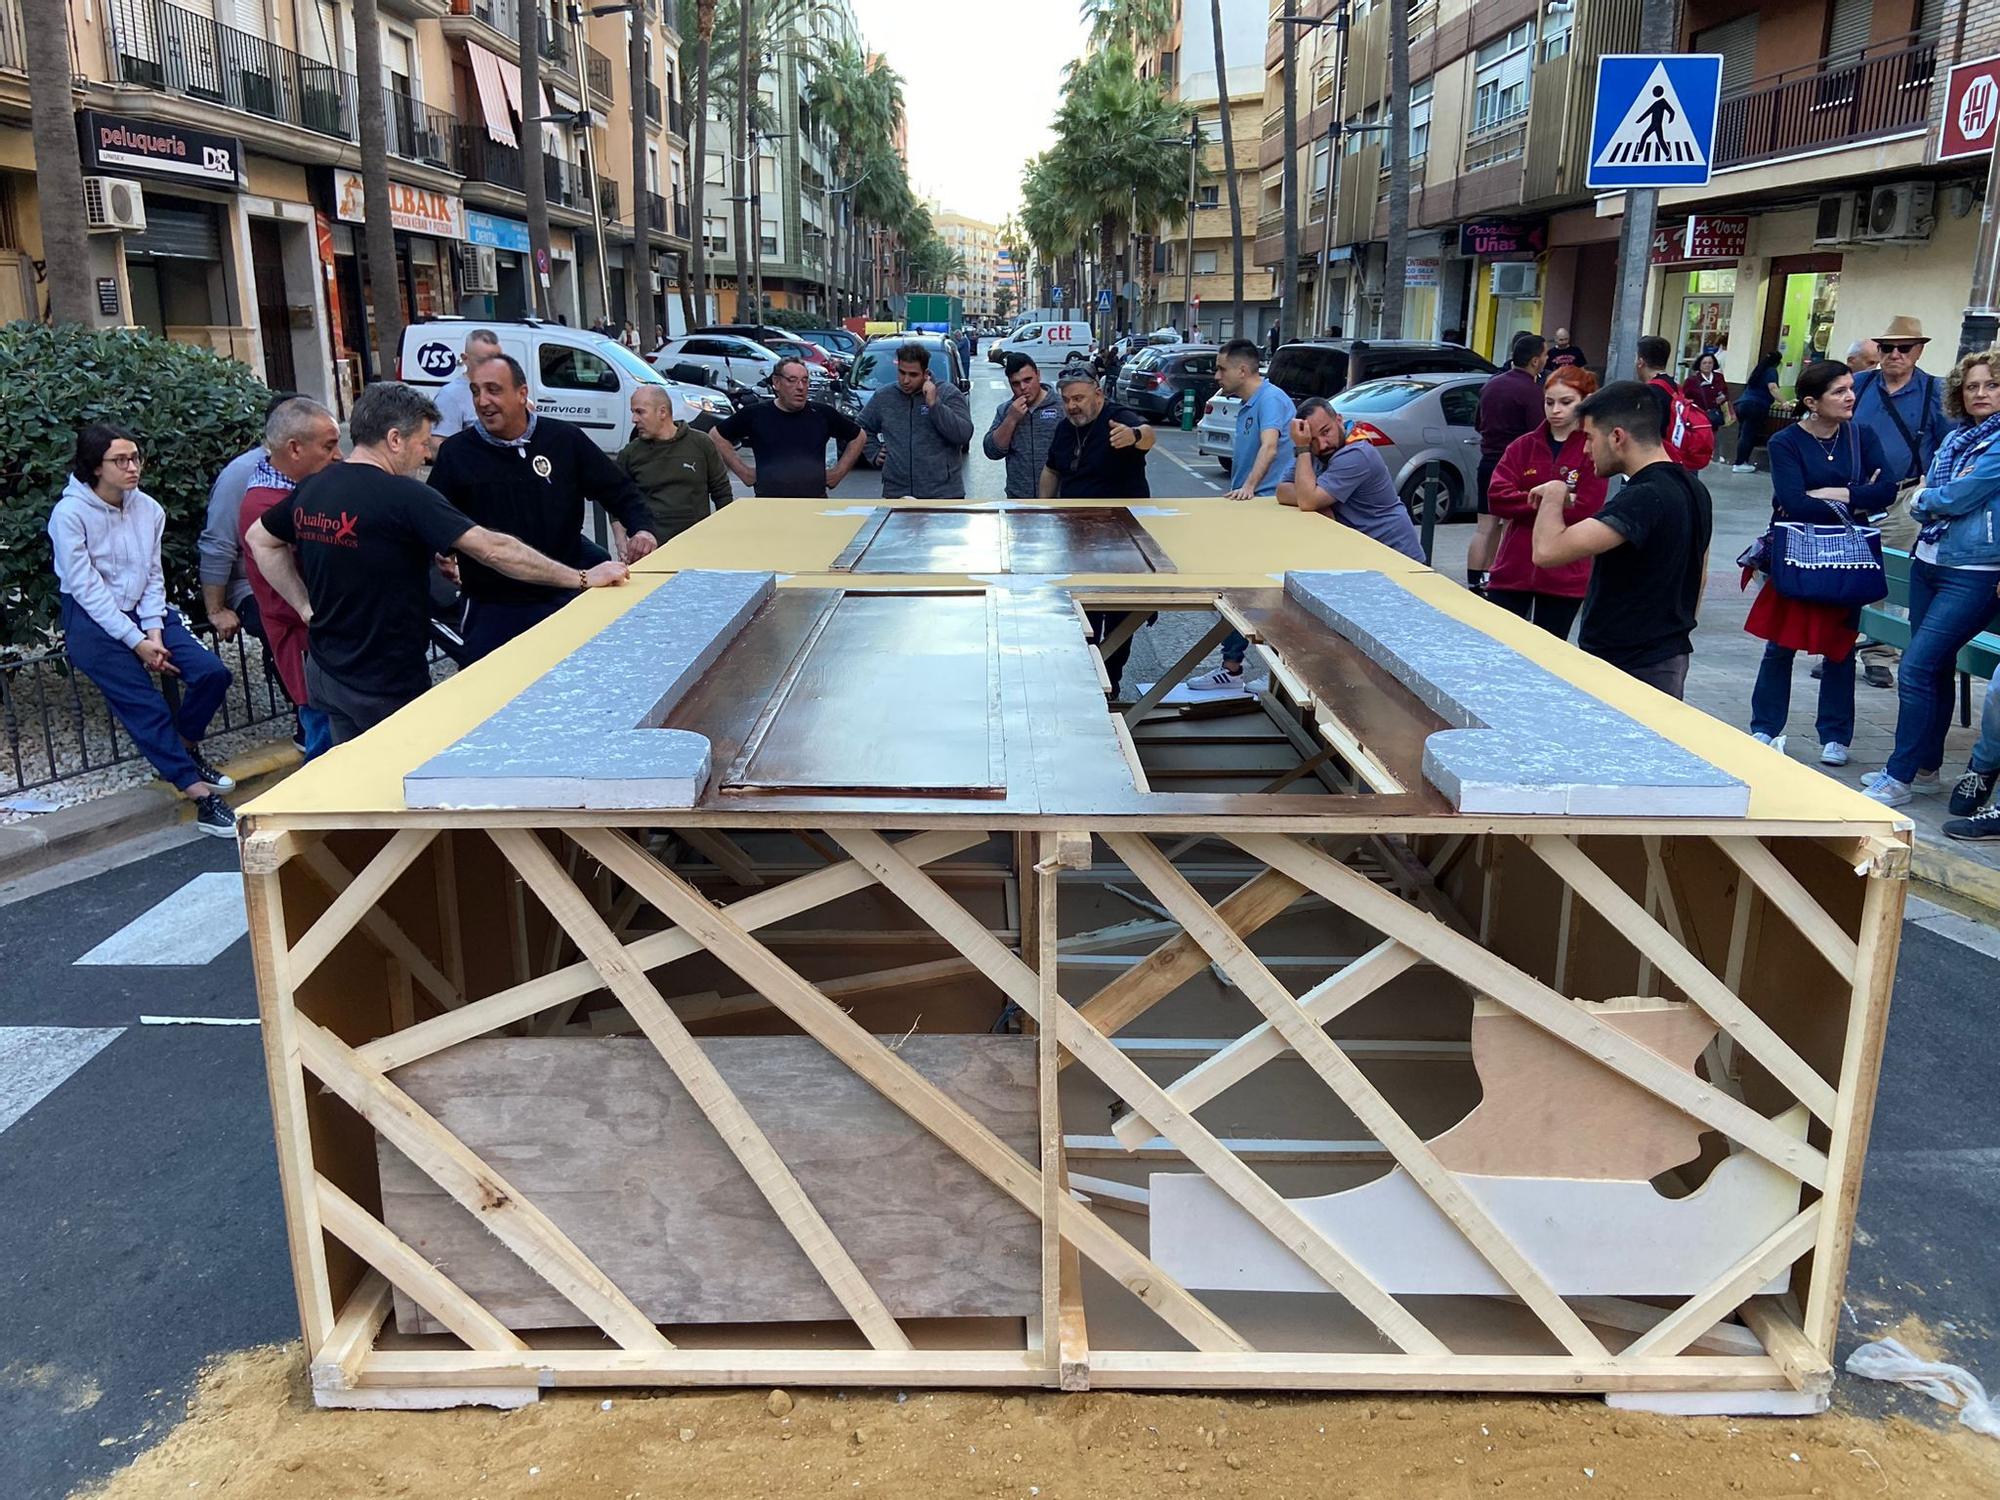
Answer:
[{"xmin": 1850, "ymin": 315, "xmax": 1952, "ymax": 686}]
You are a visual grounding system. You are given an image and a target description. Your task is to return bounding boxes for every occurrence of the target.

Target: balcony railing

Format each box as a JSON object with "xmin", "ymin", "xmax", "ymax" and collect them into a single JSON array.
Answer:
[
  {"xmin": 597, "ymin": 175, "xmax": 618, "ymax": 221},
  {"xmin": 384, "ymin": 88, "xmax": 466, "ymax": 174},
  {"xmin": 644, "ymin": 190, "xmax": 691, "ymax": 239},
  {"xmin": 645, "ymin": 80, "xmax": 662, "ymax": 122},
  {"xmin": 465, "ymin": 132, "xmax": 524, "ymax": 192},
  {"xmin": 1714, "ymin": 30, "xmax": 1937, "ymax": 171},
  {"xmin": 584, "ymin": 40, "xmax": 612, "ymax": 99},
  {"xmin": 0, "ymin": 0, "xmax": 25, "ymax": 72},
  {"xmin": 107, "ymin": 0, "xmax": 355, "ymax": 141},
  {"xmin": 1464, "ymin": 113, "xmax": 1528, "ymax": 172},
  {"xmin": 539, "ymin": 12, "xmax": 569, "ymax": 68},
  {"xmin": 669, "ymin": 97, "xmax": 688, "ymax": 137}
]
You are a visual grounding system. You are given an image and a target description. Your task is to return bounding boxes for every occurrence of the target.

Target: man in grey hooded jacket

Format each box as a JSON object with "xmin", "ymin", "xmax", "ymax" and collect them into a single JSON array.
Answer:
[
  {"xmin": 858, "ymin": 342, "xmax": 975, "ymax": 498},
  {"xmin": 983, "ymin": 353, "xmax": 1064, "ymax": 499}
]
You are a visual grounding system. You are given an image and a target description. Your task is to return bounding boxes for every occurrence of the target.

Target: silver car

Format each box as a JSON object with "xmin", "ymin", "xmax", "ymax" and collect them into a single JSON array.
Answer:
[{"xmin": 1329, "ymin": 374, "xmax": 1490, "ymax": 521}]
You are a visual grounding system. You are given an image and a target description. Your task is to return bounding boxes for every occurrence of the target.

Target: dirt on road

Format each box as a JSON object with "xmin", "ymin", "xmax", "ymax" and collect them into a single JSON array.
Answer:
[{"xmin": 73, "ymin": 1340, "xmax": 2000, "ymax": 1500}]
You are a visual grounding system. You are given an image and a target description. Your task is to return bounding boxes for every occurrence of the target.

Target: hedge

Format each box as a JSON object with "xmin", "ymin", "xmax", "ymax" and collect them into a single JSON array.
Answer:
[{"xmin": 0, "ymin": 323, "xmax": 268, "ymax": 648}]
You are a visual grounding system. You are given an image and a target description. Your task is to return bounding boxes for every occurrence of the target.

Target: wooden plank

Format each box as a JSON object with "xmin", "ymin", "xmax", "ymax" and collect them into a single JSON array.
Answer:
[
  {"xmin": 1559, "ymin": 1296, "xmax": 1763, "ymax": 1356},
  {"xmin": 1034, "ymin": 834, "xmax": 1063, "ymax": 1377},
  {"xmin": 495, "ymin": 829, "xmax": 912, "ymax": 1352},
  {"xmin": 834, "ymin": 828, "xmax": 1442, "ymax": 1356},
  {"xmin": 1740, "ymin": 1297, "xmax": 1835, "ymax": 1395},
  {"xmin": 309, "ymin": 1271, "xmax": 393, "ymax": 1395},
  {"xmin": 1621, "ymin": 1206, "xmax": 1822, "ymax": 1360},
  {"xmin": 433, "ymin": 831, "xmax": 467, "ymax": 1000},
  {"xmin": 1233, "ymin": 834, "xmax": 1831, "ymax": 1190},
  {"xmin": 1714, "ymin": 837, "xmax": 1861, "ymax": 980},
  {"xmin": 1109, "ymin": 833, "xmax": 1606, "ymax": 1362},
  {"xmin": 242, "ymin": 868, "xmax": 337, "ymax": 1352},
  {"xmin": 1524, "ymin": 836, "xmax": 1838, "ymax": 1126},
  {"xmin": 239, "ymin": 827, "xmax": 320, "ymax": 875},
  {"xmin": 1096, "ymin": 609, "xmax": 1149, "ymax": 658},
  {"xmin": 1066, "ymin": 867, "xmax": 1308, "ymax": 1059},
  {"xmin": 359, "ymin": 829, "xmax": 988, "ymax": 1073},
  {"xmin": 1069, "ymin": 1173, "xmax": 1150, "ymax": 1213},
  {"xmin": 299, "ymin": 842, "xmax": 461, "ymax": 1013},
  {"xmin": 571, "ymin": 826, "xmax": 1251, "ymax": 1356},
  {"xmin": 1109, "ymin": 937, "xmax": 1422, "ymax": 1150},
  {"xmin": 288, "ymin": 829, "xmax": 434, "ymax": 986},
  {"xmin": 1067, "ymin": 1134, "xmax": 1391, "ymax": 1162},
  {"xmin": 1123, "ymin": 617, "xmax": 1234, "ymax": 725},
  {"xmin": 676, "ymin": 828, "xmax": 767, "ymax": 890},
  {"xmin": 296, "ymin": 1015, "xmax": 674, "ymax": 1352},
  {"xmin": 1110, "ymin": 714, "xmax": 1152, "ymax": 793},
  {"xmin": 315, "ymin": 1176, "xmax": 527, "ymax": 1354}
]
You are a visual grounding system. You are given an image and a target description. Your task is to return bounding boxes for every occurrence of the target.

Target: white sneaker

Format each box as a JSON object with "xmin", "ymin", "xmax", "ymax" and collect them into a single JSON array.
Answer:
[
  {"xmin": 1751, "ymin": 731, "xmax": 1773, "ymax": 745},
  {"xmin": 1731, "ymin": 463, "xmax": 1757, "ymax": 474},
  {"xmin": 1820, "ymin": 742, "xmax": 1849, "ymax": 767},
  {"xmin": 1184, "ymin": 667, "xmax": 1248, "ymax": 693},
  {"xmin": 1860, "ymin": 771, "xmax": 1911, "ymax": 807}
]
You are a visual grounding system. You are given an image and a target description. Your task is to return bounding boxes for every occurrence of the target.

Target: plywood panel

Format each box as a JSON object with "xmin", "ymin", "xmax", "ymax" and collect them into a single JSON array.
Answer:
[
  {"xmin": 834, "ymin": 507, "xmax": 1174, "ymax": 576},
  {"xmin": 379, "ymin": 1035, "xmax": 1040, "ymax": 1333}
]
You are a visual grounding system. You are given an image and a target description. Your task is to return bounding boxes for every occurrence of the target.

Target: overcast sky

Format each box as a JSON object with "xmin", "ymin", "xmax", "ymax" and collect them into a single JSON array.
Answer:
[{"xmin": 848, "ymin": 0, "xmax": 1089, "ymax": 226}]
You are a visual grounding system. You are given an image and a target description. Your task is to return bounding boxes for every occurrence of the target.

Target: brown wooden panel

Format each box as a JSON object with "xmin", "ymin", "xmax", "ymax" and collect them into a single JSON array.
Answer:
[
  {"xmin": 835, "ymin": 507, "xmax": 1174, "ymax": 576},
  {"xmin": 379, "ymin": 1035, "xmax": 1041, "ymax": 1332}
]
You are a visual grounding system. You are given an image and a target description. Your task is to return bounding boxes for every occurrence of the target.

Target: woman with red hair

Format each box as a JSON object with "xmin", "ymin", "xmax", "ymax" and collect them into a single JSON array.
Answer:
[{"xmin": 1482, "ymin": 365, "xmax": 1605, "ymax": 639}]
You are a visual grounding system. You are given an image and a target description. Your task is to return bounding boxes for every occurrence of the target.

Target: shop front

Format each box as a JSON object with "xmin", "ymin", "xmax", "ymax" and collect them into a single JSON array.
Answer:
[
  {"xmin": 1460, "ymin": 216, "xmax": 1545, "ymax": 360},
  {"xmin": 1649, "ymin": 215, "xmax": 1747, "ymax": 378},
  {"xmin": 463, "ymin": 209, "xmax": 533, "ymax": 321},
  {"xmin": 328, "ymin": 170, "xmax": 465, "ymax": 380},
  {"xmin": 1757, "ymin": 254, "xmax": 1843, "ymax": 401},
  {"xmin": 1401, "ymin": 234, "xmax": 1444, "ymax": 342}
]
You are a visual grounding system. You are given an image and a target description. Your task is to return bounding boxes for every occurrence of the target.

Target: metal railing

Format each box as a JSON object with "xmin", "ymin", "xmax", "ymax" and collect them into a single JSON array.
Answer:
[
  {"xmin": 1464, "ymin": 114, "xmax": 1528, "ymax": 172},
  {"xmin": 0, "ymin": 0, "xmax": 25, "ymax": 73},
  {"xmin": 384, "ymin": 88, "xmax": 467, "ymax": 174},
  {"xmin": 465, "ymin": 132, "xmax": 525, "ymax": 193},
  {"xmin": 107, "ymin": 0, "xmax": 355, "ymax": 140},
  {"xmin": 668, "ymin": 97, "xmax": 687, "ymax": 137},
  {"xmin": 597, "ymin": 175, "xmax": 619, "ymax": 221},
  {"xmin": 1714, "ymin": 30, "xmax": 1938, "ymax": 170},
  {"xmin": 584, "ymin": 40, "xmax": 613, "ymax": 98},
  {"xmin": 645, "ymin": 80, "xmax": 662, "ymax": 122},
  {"xmin": 1, "ymin": 626, "xmax": 292, "ymax": 795},
  {"xmin": 539, "ymin": 12, "xmax": 569, "ymax": 68}
]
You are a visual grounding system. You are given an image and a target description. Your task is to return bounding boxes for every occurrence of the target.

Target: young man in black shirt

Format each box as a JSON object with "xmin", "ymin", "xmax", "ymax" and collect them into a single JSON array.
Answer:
[
  {"xmin": 247, "ymin": 383, "xmax": 630, "ymax": 743},
  {"xmin": 426, "ymin": 353, "xmax": 658, "ymax": 661},
  {"xmin": 1039, "ymin": 366, "xmax": 1155, "ymax": 499},
  {"xmin": 709, "ymin": 356, "xmax": 867, "ymax": 497},
  {"xmin": 1530, "ymin": 380, "xmax": 1713, "ymax": 700}
]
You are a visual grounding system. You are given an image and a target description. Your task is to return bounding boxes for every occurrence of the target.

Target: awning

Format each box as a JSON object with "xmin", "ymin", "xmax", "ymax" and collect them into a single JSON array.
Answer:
[{"xmin": 467, "ymin": 43, "xmax": 518, "ymax": 148}]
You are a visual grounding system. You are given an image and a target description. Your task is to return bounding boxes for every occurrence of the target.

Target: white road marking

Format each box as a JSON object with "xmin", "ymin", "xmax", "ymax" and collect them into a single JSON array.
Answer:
[
  {"xmin": 73, "ymin": 872, "xmax": 249, "ymax": 967},
  {"xmin": 1902, "ymin": 896, "xmax": 2000, "ymax": 963},
  {"xmin": 0, "ymin": 1026, "xmax": 123, "ymax": 1134},
  {"xmin": 1159, "ymin": 448, "xmax": 1224, "ymax": 491},
  {"xmin": 140, "ymin": 1015, "xmax": 261, "ymax": 1026}
]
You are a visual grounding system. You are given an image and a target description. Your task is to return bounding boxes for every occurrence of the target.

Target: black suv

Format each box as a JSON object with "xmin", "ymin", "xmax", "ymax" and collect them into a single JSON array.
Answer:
[{"xmin": 1266, "ymin": 339, "xmax": 1496, "ymax": 404}]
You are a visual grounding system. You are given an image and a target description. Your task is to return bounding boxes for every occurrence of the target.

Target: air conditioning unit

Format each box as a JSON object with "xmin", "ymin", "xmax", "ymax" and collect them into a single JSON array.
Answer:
[
  {"xmin": 460, "ymin": 244, "xmax": 499, "ymax": 295},
  {"xmin": 1812, "ymin": 193, "xmax": 1860, "ymax": 246},
  {"xmin": 82, "ymin": 177, "xmax": 146, "ymax": 233},
  {"xmin": 1490, "ymin": 262, "xmax": 1538, "ymax": 298},
  {"xmin": 1858, "ymin": 182, "xmax": 1936, "ymax": 243}
]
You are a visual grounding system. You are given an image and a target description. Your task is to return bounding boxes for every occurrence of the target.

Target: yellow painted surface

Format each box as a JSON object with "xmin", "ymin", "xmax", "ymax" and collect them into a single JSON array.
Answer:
[{"xmin": 242, "ymin": 499, "xmax": 1898, "ymax": 828}]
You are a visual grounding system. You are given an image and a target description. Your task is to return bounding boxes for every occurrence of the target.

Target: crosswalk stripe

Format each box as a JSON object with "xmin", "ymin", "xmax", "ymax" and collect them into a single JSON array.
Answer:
[
  {"xmin": 0, "ymin": 1026, "xmax": 124, "ymax": 1134},
  {"xmin": 73, "ymin": 872, "xmax": 249, "ymax": 967}
]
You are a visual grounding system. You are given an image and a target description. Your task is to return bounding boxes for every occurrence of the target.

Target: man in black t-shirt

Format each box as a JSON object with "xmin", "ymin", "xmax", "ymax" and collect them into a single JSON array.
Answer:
[
  {"xmin": 247, "ymin": 383, "xmax": 630, "ymax": 743},
  {"xmin": 1039, "ymin": 366, "xmax": 1155, "ymax": 499},
  {"xmin": 709, "ymin": 356, "xmax": 866, "ymax": 497},
  {"xmin": 1544, "ymin": 327, "xmax": 1589, "ymax": 374},
  {"xmin": 1529, "ymin": 380, "xmax": 1713, "ymax": 700}
]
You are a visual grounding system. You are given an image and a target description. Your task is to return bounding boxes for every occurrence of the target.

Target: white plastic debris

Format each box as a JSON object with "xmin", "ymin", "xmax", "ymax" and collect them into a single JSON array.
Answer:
[{"xmin": 1846, "ymin": 1338, "xmax": 2000, "ymax": 1439}]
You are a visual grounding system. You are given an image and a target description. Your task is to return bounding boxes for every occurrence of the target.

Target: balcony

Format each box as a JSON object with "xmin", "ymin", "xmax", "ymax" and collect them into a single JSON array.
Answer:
[
  {"xmin": 1714, "ymin": 30, "xmax": 1937, "ymax": 172},
  {"xmin": 645, "ymin": 79, "xmax": 662, "ymax": 123},
  {"xmin": 584, "ymin": 39, "xmax": 613, "ymax": 102},
  {"xmin": 642, "ymin": 190, "xmax": 692, "ymax": 240},
  {"xmin": 668, "ymin": 97, "xmax": 688, "ymax": 139},
  {"xmin": 107, "ymin": 0, "xmax": 355, "ymax": 141},
  {"xmin": 539, "ymin": 13, "xmax": 570, "ymax": 71},
  {"xmin": 0, "ymin": 0, "xmax": 24, "ymax": 73},
  {"xmin": 384, "ymin": 88, "xmax": 466, "ymax": 175},
  {"xmin": 1464, "ymin": 113, "xmax": 1528, "ymax": 173},
  {"xmin": 465, "ymin": 132, "xmax": 525, "ymax": 193},
  {"xmin": 597, "ymin": 174, "xmax": 619, "ymax": 222}
]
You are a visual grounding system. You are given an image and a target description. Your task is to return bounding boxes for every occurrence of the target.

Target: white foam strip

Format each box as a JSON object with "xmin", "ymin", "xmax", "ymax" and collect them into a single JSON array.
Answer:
[
  {"xmin": 73, "ymin": 872, "xmax": 248, "ymax": 966},
  {"xmin": 139, "ymin": 1015, "xmax": 261, "ymax": 1027}
]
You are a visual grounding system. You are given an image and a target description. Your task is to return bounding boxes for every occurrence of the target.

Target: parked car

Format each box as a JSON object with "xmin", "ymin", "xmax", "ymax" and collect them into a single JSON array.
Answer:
[
  {"xmin": 990, "ymin": 319, "xmax": 1096, "ymax": 370},
  {"xmin": 796, "ymin": 326, "xmax": 863, "ymax": 364},
  {"xmin": 653, "ymin": 332, "xmax": 835, "ymax": 401},
  {"xmin": 834, "ymin": 333, "xmax": 971, "ymax": 467},
  {"xmin": 1112, "ymin": 344, "xmax": 1219, "ymax": 425},
  {"xmin": 398, "ymin": 319, "xmax": 732, "ymax": 454},
  {"xmin": 1197, "ymin": 338, "xmax": 1496, "ymax": 472},
  {"xmin": 693, "ymin": 322, "xmax": 840, "ymax": 375}
]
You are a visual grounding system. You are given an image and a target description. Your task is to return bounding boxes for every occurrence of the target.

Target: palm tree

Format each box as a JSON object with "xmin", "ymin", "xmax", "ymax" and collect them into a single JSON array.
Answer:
[
  {"xmin": 1079, "ymin": 0, "xmax": 1175, "ymax": 52},
  {"xmin": 629, "ymin": 1, "xmax": 656, "ymax": 350},
  {"xmin": 1210, "ymin": 0, "xmax": 1244, "ymax": 341},
  {"xmin": 687, "ymin": 0, "xmax": 716, "ymax": 323},
  {"xmin": 355, "ymin": 0, "xmax": 402, "ymax": 368},
  {"xmin": 522, "ymin": 0, "xmax": 553, "ymax": 319},
  {"xmin": 807, "ymin": 44, "xmax": 897, "ymax": 319},
  {"xmin": 1379, "ymin": 0, "xmax": 1411, "ymax": 338},
  {"xmin": 24, "ymin": 0, "xmax": 91, "ymax": 324},
  {"xmin": 733, "ymin": 0, "xmax": 753, "ymax": 320}
]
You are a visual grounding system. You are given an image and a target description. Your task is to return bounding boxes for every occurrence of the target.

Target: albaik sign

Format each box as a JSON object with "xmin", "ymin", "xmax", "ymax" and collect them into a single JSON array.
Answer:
[{"xmin": 334, "ymin": 171, "xmax": 466, "ymax": 240}]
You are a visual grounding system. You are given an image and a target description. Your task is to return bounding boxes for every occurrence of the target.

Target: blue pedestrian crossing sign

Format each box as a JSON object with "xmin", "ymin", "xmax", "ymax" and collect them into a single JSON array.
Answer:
[
  {"xmin": 1097, "ymin": 287, "xmax": 1114, "ymax": 311},
  {"xmin": 1586, "ymin": 54, "xmax": 1723, "ymax": 189}
]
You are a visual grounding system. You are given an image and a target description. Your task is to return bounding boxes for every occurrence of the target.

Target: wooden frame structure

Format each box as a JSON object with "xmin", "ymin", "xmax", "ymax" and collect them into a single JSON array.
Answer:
[{"xmin": 238, "ymin": 499, "xmax": 1910, "ymax": 1410}]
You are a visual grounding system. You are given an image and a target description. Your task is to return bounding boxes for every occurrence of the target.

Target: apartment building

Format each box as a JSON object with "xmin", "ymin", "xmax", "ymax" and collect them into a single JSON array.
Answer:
[
  {"xmin": 934, "ymin": 207, "xmax": 997, "ymax": 316},
  {"xmin": 1262, "ymin": 0, "xmax": 1985, "ymax": 392},
  {"xmin": 0, "ymin": 0, "xmax": 690, "ymax": 406}
]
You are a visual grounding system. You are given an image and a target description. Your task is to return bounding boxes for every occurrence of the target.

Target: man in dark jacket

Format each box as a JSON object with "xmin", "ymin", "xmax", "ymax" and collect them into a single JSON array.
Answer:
[
  {"xmin": 984, "ymin": 354, "xmax": 1063, "ymax": 499},
  {"xmin": 858, "ymin": 342, "xmax": 975, "ymax": 498},
  {"xmin": 427, "ymin": 353, "xmax": 658, "ymax": 661},
  {"xmin": 616, "ymin": 384, "xmax": 733, "ymax": 544}
]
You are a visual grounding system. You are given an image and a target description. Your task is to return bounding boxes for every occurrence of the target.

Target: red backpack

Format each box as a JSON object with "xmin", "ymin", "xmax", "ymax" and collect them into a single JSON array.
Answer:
[{"xmin": 1650, "ymin": 376, "xmax": 1716, "ymax": 471}]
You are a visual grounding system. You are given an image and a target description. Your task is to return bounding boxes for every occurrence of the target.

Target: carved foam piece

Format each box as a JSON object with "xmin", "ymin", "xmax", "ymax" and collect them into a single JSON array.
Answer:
[
  {"xmin": 1151, "ymin": 1105, "xmax": 1809, "ymax": 1298},
  {"xmin": 404, "ymin": 570, "xmax": 775, "ymax": 810},
  {"xmin": 1282, "ymin": 571, "xmax": 1749, "ymax": 816}
]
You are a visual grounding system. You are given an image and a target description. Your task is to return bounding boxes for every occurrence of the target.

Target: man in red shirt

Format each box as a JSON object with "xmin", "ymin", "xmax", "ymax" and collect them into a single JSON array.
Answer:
[
  {"xmin": 238, "ymin": 397, "xmax": 342, "ymax": 756},
  {"xmin": 1469, "ymin": 332, "xmax": 1547, "ymax": 593}
]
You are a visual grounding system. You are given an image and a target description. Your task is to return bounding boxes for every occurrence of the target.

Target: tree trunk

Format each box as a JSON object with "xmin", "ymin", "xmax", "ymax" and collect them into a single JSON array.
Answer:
[
  {"xmin": 689, "ymin": 20, "xmax": 712, "ymax": 323},
  {"xmin": 522, "ymin": 0, "xmax": 552, "ymax": 318},
  {"xmin": 1212, "ymin": 0, "xmax": 1244, "ymax": 342},
  {"xmin": 1380, "ymin": 0, "xmax": 1410, "ymax": 338},
  {"xmin": 732, "ymin": 0, "xmax": 752, "ymax": 322},
  {"xmin": 1279, "ymin": 1, "xmax": 1299, "ymax": 343},
  {"xmin": 354, "ymin": 0, "xmax": 402, "ymax": 373},
  {"xmin": 24, "ymin": 0, "xmax": 92, "ymax": 326},
  {"xmin": 631, "ymin": 5, "xmax": 656, "ymax": 351}
]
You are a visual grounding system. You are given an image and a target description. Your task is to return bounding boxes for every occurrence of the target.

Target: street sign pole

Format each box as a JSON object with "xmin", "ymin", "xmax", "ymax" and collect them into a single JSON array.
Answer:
[{"xmin": 1603, "ymin": 0, "xmax": 1684, "ymax": 383}]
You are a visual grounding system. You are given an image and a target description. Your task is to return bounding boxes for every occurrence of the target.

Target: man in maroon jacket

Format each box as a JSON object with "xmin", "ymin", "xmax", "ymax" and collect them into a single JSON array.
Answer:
[{"xmin": 1468, "ymin": 332, "xmax": 1547, "ymax": 593}]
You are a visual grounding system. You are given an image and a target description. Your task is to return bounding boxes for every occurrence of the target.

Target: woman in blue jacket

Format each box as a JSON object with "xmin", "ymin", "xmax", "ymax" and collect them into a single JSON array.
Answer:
[
  {"xmin": 1863, "ymin": 351, "xmax": 2000, "ymax": 807},
  {"xmin": 1747, "ymin": 360, "xmax": 1895, "ymax": 766},
  {"xmin": 1729, "ymin": 349, "xmax": 1783, "ymax": 473}
]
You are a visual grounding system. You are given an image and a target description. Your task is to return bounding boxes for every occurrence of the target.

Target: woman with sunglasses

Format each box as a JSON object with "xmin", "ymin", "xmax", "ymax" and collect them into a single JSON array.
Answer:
[
  {"xmin": 47, "ymin": 424, "xmax": 238, "ymax": 838},
  {"xmin": 1863, "ymin": 351, "xmax": 2000, "ymax": 807},
  {"xmin": 1745, "ymin": 361, "xmax": 1894, "ymax": 767}
]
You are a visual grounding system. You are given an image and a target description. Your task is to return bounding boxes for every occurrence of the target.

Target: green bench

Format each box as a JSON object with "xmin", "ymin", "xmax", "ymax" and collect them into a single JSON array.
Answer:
[{"xmin": 1858, "ymin": 548, "xmax": 2000, "ymax": 726}]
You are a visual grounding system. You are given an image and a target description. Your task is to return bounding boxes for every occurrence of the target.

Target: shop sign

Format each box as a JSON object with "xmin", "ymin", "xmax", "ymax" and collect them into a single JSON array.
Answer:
[
  {"xmin": 1458, "ymin": 218, "xmax": 1544, "ymax": 260},
  {"xmin": 465, "ymin": 209, "xmax": 532, "ymax": 253},
  {"xmin": 1404, "ymin": 257, "xmax": 1440, "ymax": 288},
  {"xmin": 1652, "ymin": 215, "xmax": 1747, "ymax": 265},
  {"xmin": 78, "ymin": 110, "xmax": 241, "ymax": 188},
  {"xmin": 1940, "ymin": 54, "xmax": 2000, "ymax": 162},
  {"xmin": 333, "ymin": 171, "xmax": 465, "ymax": 240}
]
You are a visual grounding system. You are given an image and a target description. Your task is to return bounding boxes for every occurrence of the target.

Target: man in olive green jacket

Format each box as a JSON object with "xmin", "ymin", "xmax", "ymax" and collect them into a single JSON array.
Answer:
[{"xmin": 614, "ymin": 385, "xmax": 735, "ymax": 545}]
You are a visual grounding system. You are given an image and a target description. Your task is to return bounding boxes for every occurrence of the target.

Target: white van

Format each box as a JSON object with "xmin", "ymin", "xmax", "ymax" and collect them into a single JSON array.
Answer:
[
  {"xmin": 398, "ymin": 318, "xmax": 732, "ymax": 455},
  {"xmin": 991, "ymin": 319, "xmax": 1096, "ymax": 369}
]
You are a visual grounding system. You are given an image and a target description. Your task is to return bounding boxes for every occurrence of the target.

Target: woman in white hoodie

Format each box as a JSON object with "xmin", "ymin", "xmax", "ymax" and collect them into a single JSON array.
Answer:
[{"xmin": 48, "ymin": 424, "xmax": 238, "ymax": 838}]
